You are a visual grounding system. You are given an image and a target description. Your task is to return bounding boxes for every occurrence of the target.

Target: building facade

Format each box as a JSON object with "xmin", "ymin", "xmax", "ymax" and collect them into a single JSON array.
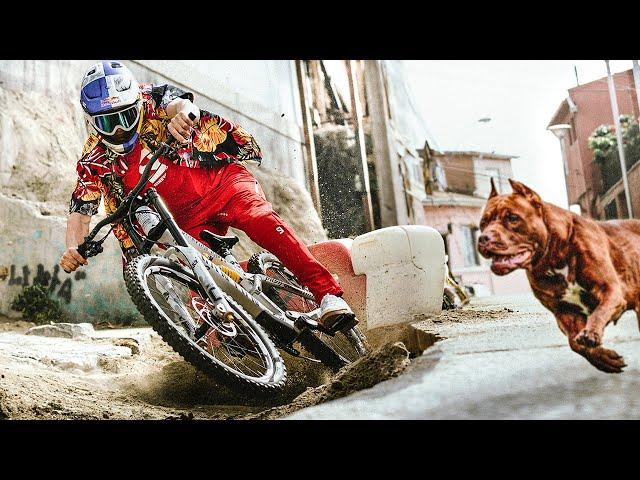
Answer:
[
  {"xmin": 548, "ymin": 69, "xmax": 640, "ymax": 219},
  {"xmin": 422, "ymin": 151, "xmax": 530, "ymax": 296}
]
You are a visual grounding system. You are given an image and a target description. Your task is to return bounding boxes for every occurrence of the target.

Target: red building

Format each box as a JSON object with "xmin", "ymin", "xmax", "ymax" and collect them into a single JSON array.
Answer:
[{"xmin": 548, "ymin": 69, "xmax": 639, "ymax": 219}]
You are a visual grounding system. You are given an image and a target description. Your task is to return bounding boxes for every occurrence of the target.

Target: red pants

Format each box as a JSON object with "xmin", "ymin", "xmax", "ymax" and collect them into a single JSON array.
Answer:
[{"xmin": 168, "ymin": 163, "xmax": 343, "ymax": 303}]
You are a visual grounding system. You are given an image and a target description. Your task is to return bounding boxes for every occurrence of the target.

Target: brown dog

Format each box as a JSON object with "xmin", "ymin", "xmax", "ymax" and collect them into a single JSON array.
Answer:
[{"xmin": 478, "ymin": 178, "xmax": 640, "ymax": 373}]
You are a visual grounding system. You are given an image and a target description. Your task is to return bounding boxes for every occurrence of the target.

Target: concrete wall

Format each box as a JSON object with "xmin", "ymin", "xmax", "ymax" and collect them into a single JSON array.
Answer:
[
  {"xmin": 378, "ymin": 60, "xmax": 430, "ymax": 226},
  {"xmin": 0, "ymin": 194, "xmax": 137, "ymax": 321},
  {"xmin": 0, "ymin": 60, "xmax": 325, "ymax": 322},
  {"xmin": 0, "ymin": 60, "xmax": 307, "ymax": 187},
  {"xmin": 364, "ymin": 61, "xmax": 406, "ymax": 227},
  {"xmin": 128, "ymin": 60, "xmax": 307, "ymax": 186}
]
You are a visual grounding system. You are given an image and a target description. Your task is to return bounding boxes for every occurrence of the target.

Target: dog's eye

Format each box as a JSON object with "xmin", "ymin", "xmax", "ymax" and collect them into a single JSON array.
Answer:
[{"xmin": 505, "ymin": 213, "xmax": 521, "ymax": 223}]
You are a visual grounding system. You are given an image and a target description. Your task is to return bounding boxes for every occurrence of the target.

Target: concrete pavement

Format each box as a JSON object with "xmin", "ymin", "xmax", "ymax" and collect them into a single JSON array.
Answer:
[{"xmin": 286, "ymin": 294, "xmax": 640, "ymax": 419}]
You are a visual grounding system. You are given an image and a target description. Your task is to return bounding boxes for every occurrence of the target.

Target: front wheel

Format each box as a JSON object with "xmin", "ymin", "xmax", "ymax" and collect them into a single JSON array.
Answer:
[
  {"xmin": 248, "ymin": 251, "xmax": 369, "ymax": 371},
  {"xmin": 124, "ymin": 254, "xmax": 287, "ymax": 393}
]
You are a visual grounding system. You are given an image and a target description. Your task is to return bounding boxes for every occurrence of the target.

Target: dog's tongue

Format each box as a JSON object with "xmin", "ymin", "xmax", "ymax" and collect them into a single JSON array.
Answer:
[{"xmin": 491, "ymin": 251, "xmax": 529, "ymax": 273}]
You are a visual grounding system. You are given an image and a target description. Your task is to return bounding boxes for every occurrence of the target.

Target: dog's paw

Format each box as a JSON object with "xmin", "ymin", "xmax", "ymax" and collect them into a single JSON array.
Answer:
[
  {"xmin": 584, "ymin": 347, "xmax": 627, "ymax": 374},
  {"xmin": 574, "ymin": 328, "xmax": 602, "ymax": 348}
]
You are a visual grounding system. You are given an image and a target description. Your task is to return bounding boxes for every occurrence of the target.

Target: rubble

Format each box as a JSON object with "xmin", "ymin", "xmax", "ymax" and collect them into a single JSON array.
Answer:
[
  {"xmin": 0, "ymin": 285, "xmax": 457, "ymax": 420},
  {"xmin": 366, "ymin": 323, "xmax": 440, "ymax": 357},
  {"xmin": 246, "ymin": 342, "xmax": 411, "ymax": 420},
  {"xmin": 27, "ymin": 322, "xmax": 95, "ymax": 340},
  {"xmin": 0, "ymin": 315, "xmax": 424, "ymax": 419}
]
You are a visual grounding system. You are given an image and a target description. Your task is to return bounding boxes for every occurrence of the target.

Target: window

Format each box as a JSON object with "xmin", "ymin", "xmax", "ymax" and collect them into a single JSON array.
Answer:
[{"xmin": 460, "ymin": 225, "xmax": 481, "ymax": 267}]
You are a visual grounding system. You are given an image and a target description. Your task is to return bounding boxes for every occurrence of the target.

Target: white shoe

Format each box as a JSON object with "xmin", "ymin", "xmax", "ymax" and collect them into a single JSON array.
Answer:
[{"xmin": 318, "ymin": 294, "xmax": 356, "ymax": 330}]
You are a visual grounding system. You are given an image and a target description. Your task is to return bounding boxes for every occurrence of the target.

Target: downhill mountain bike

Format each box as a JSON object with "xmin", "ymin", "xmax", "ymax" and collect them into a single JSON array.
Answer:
[{"xmin": 75, "ymin": 139, "xmax": 367, "ymax": 394}]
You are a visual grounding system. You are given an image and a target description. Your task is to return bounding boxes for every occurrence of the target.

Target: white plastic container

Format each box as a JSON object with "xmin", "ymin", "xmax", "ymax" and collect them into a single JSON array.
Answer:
[{"xmin": 351, "ymin": 225, "xmax": 445, "ymax": 329}]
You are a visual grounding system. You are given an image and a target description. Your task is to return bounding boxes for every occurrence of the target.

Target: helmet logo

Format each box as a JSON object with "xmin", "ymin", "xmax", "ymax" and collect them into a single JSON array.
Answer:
[
  {"xmin": 100, "ymin": 96, "xmax": 123, "ymax": 108},
  {"xmin": 113, "ymin": 75, "xmax": 131, "ymax": 92}
]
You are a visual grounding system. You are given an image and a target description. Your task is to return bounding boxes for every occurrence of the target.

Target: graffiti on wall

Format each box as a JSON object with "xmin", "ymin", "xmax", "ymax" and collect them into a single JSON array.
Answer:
[{"xmin": 4, "ymin": 263, "xmax": 86, "ymax": 304}]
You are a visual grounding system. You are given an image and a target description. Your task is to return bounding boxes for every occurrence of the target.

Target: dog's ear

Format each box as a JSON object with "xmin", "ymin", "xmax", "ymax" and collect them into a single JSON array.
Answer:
[
  {"xmin": 489, "ymin": 177, "xmax": 498, "ymax": 198},
  {"xmin": 509, "ymin": 179, "xmax": 542, "ymax": 207}
]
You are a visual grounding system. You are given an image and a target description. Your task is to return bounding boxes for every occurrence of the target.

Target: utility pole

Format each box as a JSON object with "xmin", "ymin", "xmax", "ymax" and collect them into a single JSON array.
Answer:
[
  {"xmin": 345, "ymin": 59, "xmax": 375, "ymax": 232},
  {"xmin": 633, "ymin": 60, "xmax": 640, "ymax": 117},
  {"xmin": 295, "ymin": 60, "xmax": 322, "ymax": 216},
  {"xmin": 363, "ymin": 60, "xmax": 405, "ymax": 227},
  {"xmin": 605, "ymin": 60, "xmax": 634, "ymax": 218}
]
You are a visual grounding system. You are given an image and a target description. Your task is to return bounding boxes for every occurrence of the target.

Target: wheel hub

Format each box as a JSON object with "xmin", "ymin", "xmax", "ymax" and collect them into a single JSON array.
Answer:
[{"xmin": 191, "ymin": 296, "xmax": 237, "ymax": 337}]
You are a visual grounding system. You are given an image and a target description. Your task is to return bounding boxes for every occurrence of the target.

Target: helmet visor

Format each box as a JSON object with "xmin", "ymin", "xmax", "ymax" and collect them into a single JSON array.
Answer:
[{"xmin": 92, "ymin": 103, "xmax": 140, "ymax": 136}]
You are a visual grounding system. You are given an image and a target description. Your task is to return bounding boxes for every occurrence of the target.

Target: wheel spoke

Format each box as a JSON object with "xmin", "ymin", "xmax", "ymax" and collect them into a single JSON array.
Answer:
[{"xmin": 143, "ymin": 269, "xmax": 273, "ymax": 381}]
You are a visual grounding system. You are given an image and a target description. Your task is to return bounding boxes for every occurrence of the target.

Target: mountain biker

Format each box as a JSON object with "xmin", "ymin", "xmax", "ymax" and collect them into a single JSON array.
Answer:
[{"xmin": 59, "ymin": 60, "xmax": 354, "ymax": 330}]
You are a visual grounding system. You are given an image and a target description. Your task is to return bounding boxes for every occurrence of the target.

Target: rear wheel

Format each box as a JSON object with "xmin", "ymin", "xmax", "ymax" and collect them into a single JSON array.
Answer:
[
  {"xmin": 248, "ymin": 252, "xmax": 368, "ymax": 371},
  {"xmin": 124, "ymin": 254, "xmax": 287, "ymax": 393}
]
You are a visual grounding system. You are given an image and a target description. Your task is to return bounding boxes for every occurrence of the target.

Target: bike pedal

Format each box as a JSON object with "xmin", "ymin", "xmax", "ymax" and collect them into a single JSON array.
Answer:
[
  {"xmin": 293, "ymin": 315, "xmax": 316, "ymax": 331},
  {"xmin": 326, "ymin": 313, "xmax": 359, "ymax": 335},
  {"xmin": 281, "ymin": 343, "xmax": 322, "ymax": 363}
]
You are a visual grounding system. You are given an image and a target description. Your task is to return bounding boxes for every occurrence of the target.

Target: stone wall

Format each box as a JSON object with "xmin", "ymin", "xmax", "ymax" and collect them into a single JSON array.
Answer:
[{"xmin": 0, "ymin": 194, "xmax": 135, "ymax": 321}]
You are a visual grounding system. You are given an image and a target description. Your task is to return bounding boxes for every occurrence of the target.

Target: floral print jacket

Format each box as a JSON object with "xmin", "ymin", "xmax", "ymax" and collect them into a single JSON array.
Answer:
[{"xmin": 69, "ymin": 83, "xmax": 263, "ymax": 252}]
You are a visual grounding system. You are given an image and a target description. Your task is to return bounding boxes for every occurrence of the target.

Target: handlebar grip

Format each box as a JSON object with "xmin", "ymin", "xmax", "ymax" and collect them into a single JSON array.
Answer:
[
  {"xmin": 166, "ymin": 111, "xmax": 196, "ymax": 148},
  {"xmin": 77, "ymin": 243, "xmax": 88, "ymax": 260}
]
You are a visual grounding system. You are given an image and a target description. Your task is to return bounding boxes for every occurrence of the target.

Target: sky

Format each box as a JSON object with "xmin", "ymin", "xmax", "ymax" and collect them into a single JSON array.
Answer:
[{"xmin": 404, "ymin": 60, "xmax": 638, "ymax": 208}]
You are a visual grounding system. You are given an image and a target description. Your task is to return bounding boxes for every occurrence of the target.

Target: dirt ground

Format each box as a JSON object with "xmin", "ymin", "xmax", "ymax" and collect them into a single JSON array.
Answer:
[{"xmin": 0, "ymin": 302, "xmax": 517, "ymax": 420}]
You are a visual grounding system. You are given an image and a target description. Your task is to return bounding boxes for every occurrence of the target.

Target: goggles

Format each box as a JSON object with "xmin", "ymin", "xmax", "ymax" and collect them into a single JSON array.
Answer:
[{"xmin": 92, "ymin": 102, "xmax": 141, "ymax": 136}]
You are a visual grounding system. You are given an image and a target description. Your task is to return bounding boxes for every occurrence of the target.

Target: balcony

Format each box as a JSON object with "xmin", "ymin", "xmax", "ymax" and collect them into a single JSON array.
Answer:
[{"xmin": 598, "ymin": 141, "xmax": 640, "ymax": 195}]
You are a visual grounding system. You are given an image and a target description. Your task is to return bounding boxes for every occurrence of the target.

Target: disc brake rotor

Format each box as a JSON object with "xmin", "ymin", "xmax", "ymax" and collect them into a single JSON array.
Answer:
[{"xmin": 191, "ymin": 296, "xmax": 237, "ymax": 337}]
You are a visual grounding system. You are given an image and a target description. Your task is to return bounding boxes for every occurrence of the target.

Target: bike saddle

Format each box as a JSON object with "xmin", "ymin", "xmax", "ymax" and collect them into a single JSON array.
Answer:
[{"xmin": 200, "ymin": 229, "xmax": 240, "ymax": 251}]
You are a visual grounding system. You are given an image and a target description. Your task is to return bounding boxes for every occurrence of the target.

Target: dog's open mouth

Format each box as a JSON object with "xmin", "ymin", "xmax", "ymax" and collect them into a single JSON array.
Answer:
[{"xmin": 487, "ymin": 250, "xmax": 532, "ymax": 275}]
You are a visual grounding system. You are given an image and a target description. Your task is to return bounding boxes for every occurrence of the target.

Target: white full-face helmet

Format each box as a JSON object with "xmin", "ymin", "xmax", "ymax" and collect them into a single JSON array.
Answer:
[{"xmin": 80, "ymin": 60, "xmax": 142, "ymax": 155}]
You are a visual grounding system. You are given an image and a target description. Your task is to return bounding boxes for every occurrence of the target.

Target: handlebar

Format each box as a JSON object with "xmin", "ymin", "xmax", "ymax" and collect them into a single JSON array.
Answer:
[{"xmin": 76, "ymin": 112, "xmax": 196, "ymax": 261}]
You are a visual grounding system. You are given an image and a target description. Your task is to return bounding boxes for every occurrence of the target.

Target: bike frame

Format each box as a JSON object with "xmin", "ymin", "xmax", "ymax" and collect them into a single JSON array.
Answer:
[
  {"xmin": 133, "ymin": 188, "xmax": 322, "ymax": 345},
  {"xmin": 78, "ymin": 143, "xmax": 322, "ymax": 350}
]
